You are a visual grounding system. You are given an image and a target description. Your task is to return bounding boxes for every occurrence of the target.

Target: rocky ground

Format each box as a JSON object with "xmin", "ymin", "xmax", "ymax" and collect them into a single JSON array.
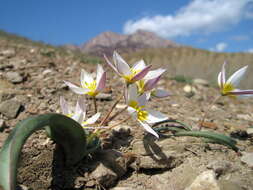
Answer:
[{"xmin": 0, "ymin": 38, "xmax": 253, "ymax": 190}]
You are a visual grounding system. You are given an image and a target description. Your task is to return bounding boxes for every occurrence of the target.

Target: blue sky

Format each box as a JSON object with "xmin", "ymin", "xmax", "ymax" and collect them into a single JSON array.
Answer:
[{"xmin": 0, "ymin": 0, "xmax": 253, "ymax": 53}]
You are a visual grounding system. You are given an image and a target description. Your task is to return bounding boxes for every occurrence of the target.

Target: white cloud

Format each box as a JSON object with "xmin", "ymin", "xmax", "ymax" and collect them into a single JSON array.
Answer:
[
  {"xmin": 247, "ymin": 48, "xmax": 253, "ymax": 53},
  {"xmin": 210, "ymin": 42, "xmax": 228, "ymax": 52},
  {"xmin": 123, "ymin": 0, "xmax": 253, "ymax": 38}
]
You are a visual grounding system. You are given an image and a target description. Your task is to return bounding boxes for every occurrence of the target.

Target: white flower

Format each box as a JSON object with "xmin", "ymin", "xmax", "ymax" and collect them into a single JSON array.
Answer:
[
  {"xmin": 136, "ymin": 68, "xmax": 170, "ymax": 98},
  {"xmin": 104, "ymin": 51, "xmax": 151, "ymax": 84},
  {"xmin": 64, "ymin": 64, "xmax": 106, "ymax": 97},
  {"xmin": 126, "ymin": 85, "xmax": 168, "ymax": 138},
  {"xmin": 218, "ymin": 62, "xmax": 253, "ymax": 98},
  {"xmin": 60, "ymin": 97, "xmax": 100, "ymax": 127}
]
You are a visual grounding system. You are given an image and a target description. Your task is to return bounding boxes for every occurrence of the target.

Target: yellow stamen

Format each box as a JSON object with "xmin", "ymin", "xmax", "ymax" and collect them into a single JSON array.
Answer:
[
  {"xmin": 222, "ymin": 83, "xmax": 235, "ymax": 96},
  {"xmin": 123, "ymin": 68, "xmax": 141, "ymax": 84},
  {"xmin": 129, "ymin": 100, "xmax": 148, "ymax": 121},
  {"xmin": 82, "ymin": 81, "xmax": 98, "ymax": 96}
]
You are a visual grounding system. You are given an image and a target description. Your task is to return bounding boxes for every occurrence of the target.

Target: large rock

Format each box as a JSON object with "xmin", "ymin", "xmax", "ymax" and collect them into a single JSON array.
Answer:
[
  {"xmin": 0, "ymin": 99, "xmax": 22, "ymax": 118},
  {"xmin": 6, "ymin": 71, "xmax": 24, "ymax": 84}
]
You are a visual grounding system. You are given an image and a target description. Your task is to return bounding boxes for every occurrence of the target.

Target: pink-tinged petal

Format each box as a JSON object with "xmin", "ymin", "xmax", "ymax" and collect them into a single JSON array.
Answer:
[
  {"xmin": 132, "ymin": 60, "xmax": 146, "ymax": 71},
  {"xmin": 72, "ymin": 98, "xmax": 86, "ymax": 124},
  {"xmin": 146, "ymin": 109, "xmax": 168, "ymax": 124},
  {"xmin": 152, "ymin": 89, "xmax": 170, "ymax": 98},
  {"xmin": 227, "ymin": 65, "xmax": 248, "ymax": 87},
  {"xmin": 72, "ymin": 112, "xmax": 84, "ymax": 124},
  {"xmin": 131, "ymin": 65, "xmax": 152, "ymax": 82},
  {"xmin": 96, "ymin": 66, "xmax": 106, "ymax": 92},
  {"xmin": 228, "ymin": 89, "xmax": 253, "ymax": 96},
  {"xmin": 85, "ymin": 112, "xmax": 101, "ymax": 125},
  {"xmin": 127, "ymin": 106, "xmax": 137, "ymax": 115},
  {"xmin": 81, "ymin": 69, "xmax": 93, "ymax": 87},
  {"xmin": 220, "ymin": 61, "xmax": 226, "ymax": 88},
  {"xmin": 138, "ymin": 120, "xmax": 159, "ymax": 138},
  {"xmin": 127, "ymin": 84, "xmax": 138, "ymax": 103},
  {"xmin": 144, "ymin": 68, "xmax": 166, "ymax": 80},
  {"xmin": 60, "ymin": 96, "xmax": 69, "ymax": 115},
  {"xmin": 144, "ymin": 75, "xmax": 162, "ymax": 91},
  {"xmin": 113, "ymin": 51, "xmax": 131, "ymax": 75},
  {"xmin": 137, "ymin": 93, "xmax": 148, "ymax": 107},
  {"xmin": 104, "ymin": 54, "xmax": 120, "ymax": 75},
  {"xmin": 64, "ymin": 81, "xmax": 89, "ymax": 94}
]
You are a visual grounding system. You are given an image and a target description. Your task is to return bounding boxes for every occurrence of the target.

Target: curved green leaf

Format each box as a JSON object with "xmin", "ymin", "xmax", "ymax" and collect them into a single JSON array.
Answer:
[
  {"xmin": 0, "ymin": 113, "xmax": 87, "ymax": 190},
  {"xmin": 174, "ymin": 130, "xmax": 238, "ymax": 152}
]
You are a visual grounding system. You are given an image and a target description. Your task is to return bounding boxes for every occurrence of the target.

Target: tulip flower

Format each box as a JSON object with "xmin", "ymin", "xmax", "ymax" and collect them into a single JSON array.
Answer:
[
  {"xmin": 218, "ymin": 62, "xmax": 253, "ymax": 98},
  {"xmin": 126, "ymin": 85, "xmax": 168, "ymax": 138},
  {"xmin": 104, "ymin": 51, "xmax": 151, "ymax": 84},
  {"xmin": 136, "ymin": 68, "xmax": 170, "ymax": 98},
  {"xmin": 64, "ymin": 64, "xmax": 106, "ymax": 97},
  {"xmin": 60, "ymin": 97, "xmax": 100, "ymax": 127}
]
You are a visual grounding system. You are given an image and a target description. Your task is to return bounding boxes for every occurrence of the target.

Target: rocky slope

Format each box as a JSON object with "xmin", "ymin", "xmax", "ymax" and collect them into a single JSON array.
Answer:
[{"xmin": 72, "ymin": 30, "xmax": 178, "ymax": 56}]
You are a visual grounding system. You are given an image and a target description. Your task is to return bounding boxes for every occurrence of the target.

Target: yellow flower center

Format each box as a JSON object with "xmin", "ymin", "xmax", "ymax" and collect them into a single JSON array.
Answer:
[
  {"xmin": 82, "ymin": 81, "xmax": 98, "ymax": 96},
  {"xmin": 123, "ymin": 69, "xmax": 141, "ymax": 84},
  {"xmin": 222, "ymin": 83, "xmax": 235, "ymax": 96},
  {"xmin": 136, "ymin": 80, "xmax": 145, "ymax": 94},
  {"xmin": 129, "ymin": 100, "xmax": 148, "ymax": 121},
  {"xmin": 66, "ymin": 113, "xmax": 74, "ymax": 118}
]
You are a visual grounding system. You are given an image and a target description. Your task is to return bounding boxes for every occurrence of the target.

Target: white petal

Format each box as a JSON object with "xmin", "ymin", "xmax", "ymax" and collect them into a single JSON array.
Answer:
[
  {"xmin": 137, "ymin": 93, "xmax": 148, "ymax": 107},
  {"xmin": 72, "ymin": 112, "xmax": 84, "ymax": 124},
  {"xmin": 138, "ymin": 120, "xmax": 159, "ymax": 138},
  {"xmin": 96, "ymin": 65, "xmax": 106, "ymax": 92},
  {"xmin": 113, "ymin": 51, "xmax": 131, "ymax": 75},
  {"xmin": 81, "ymin": 69, "xmax": 94, "ymax": 87},
  {"xmin": 127, "ymin": 84, "xmax": 138, "ymax": 103},
  {"xmin": 127, "ymin": 106, "xmax": 136, "ymax": 115},
  {"xmin": 64, "ymin": 81, "xmax": 89, "ymax": 94},
  {"xmin": 104, "ymin": 54, "xmax": 120, "ymax": 75},
  {"xmin": 85, "ymin": 112, "xmax": 101, "ymax": 124},
  {"xmin": 60, "ymin": 96, "xmax": 69, "ymax": 115},
  {"xmin": 132, "ymin": 60, "xmax": 146, "ymax": 71},
  {"xmin": 226, "ymin": 65, "xmax": 248, "ymax": 87},
  {"xmin": 146, "ymin": 109, "xmax": 168, "ymax": 124},
  {"xmin": 144, "ymin": 68, "xmax": 166, "ymax": 80},
  {"xmin": 152, "ymin": 89, "xmax": 170, "ymax": 98},
  {"xmin": 217, "ymin": 72, "xmax": 222, "ymax": 87}
]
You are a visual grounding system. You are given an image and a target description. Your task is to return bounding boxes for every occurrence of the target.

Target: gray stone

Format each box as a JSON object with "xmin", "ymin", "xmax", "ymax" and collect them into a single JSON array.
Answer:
[
  {"xmin": 0, "ymin": 99, "xmax": 22, "ymax": 118},
  {"xmin": 90, "ymin": 163, "xmax": 118, "ymax": 187},
  {"xmin": 207, "ymin": 160, "xmax": 232, "ymax": 176},
  {"xmin": 185, "ymin": 170, "xmax": 220, "ymax": 190},
  {"xmin": 6, "ymin": 71, "xmax": 23, "ymax": 84},
  {"xmin": 192, "ymin": 78, "xmax": 209, "ymax": 86},
  {"xmin": 0, "ymin": 49, "xmax": 15, "ymax": 58},
  {"xmin": 95, "ymin": 93, "xmax": 112, "ymax": 101},
  {"xmin": 240, "ymin": 152, "xmax": 253, "ymax": 168}
]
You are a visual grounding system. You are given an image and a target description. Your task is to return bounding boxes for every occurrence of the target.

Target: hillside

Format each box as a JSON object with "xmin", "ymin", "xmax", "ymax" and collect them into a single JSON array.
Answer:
[{"xmin": 124, "ymin": 47, "xmax": 253, "ymax": 88}]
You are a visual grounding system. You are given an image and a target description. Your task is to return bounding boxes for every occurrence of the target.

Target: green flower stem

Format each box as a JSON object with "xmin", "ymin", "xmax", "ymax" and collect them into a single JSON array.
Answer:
[{"xmin": 0, "ymin": 113, "xmax": 88, "ymax": 190}]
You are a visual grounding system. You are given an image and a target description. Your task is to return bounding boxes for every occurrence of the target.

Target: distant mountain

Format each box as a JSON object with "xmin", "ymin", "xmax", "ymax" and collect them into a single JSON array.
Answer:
[{"xmin": 77, "ymin": 30, "xmax": 179, "ymax": 56}]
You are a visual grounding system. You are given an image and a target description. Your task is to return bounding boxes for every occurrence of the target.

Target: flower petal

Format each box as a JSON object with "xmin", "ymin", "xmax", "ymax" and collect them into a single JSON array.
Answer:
[
  {"xmin": 152, "ymin": 89, "xmax": 170, "ymax": 98},
  {"xmin": 132, "ymin": 60, "xmax": 146, "ymax": 71},
  {"xmin": 113, "ymin": 51, "xmax": 131, "ymax": 75},
  {"xmin": 131, "ymin": 65, "xmax": 152, "ymax": 82},
  {"xmin": 137, "ymin": 93, "xmax": 148, "ymax": 107},
  {"xmin": 229, "ymin": 89, "xmax": 253, "ymax": 96},
  {"xmin": 138, "ymin": 120, "xmax": 159, "ymax": 138},
  {"xmin": 127, "ymin": 106, "xmax": 136, "ymax": 115},
  {"xmin": 60, "ymin": 96, "xmax": 69, "ymax": 115},
  {"xmin": 64, "ymin": 81, "xmax": 89, "ymax": 94},
  {"xmin": 96, "ymin": 65, "xmax": 106, "ymax": 92},
  {"xmin": 144, "ymin": 75, "xmax": 161, "ymax": 91},
  {"xmin": 226, "ymin": 65, "xmax": 248, "ymax": 87},
  {"xmin": 127, "ymin": 84, "xmax": 138, "ymax": 103},
  {"xmin": 146, "ymin": 109, "xmax": 168, "ymax": 124},
  {"xmin": 144, "ymin": 68, "xmax": 166, "ymax": 80},
  {"xmin": 104, "ymin": 54, "xmax": 120, "ymax": 75},
  {"xmin": 85, "ymin": 112, "xmax": 101, "ymax": 125},
  {"xmin": 81, "ymin": 69, "xmax": 94, "ymax": 86}
]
